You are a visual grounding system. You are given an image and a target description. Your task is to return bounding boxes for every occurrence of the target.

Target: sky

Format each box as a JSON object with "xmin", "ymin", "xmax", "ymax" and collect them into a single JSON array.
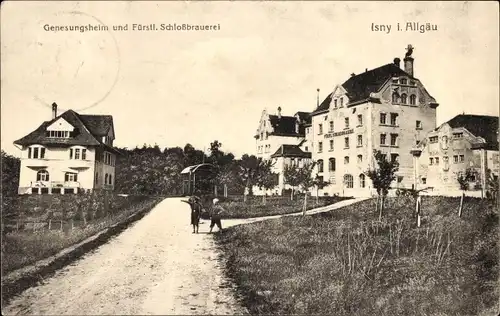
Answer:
[{"xmin": 1, "ymin": 1, "xmax": 499, "ymax": 158}]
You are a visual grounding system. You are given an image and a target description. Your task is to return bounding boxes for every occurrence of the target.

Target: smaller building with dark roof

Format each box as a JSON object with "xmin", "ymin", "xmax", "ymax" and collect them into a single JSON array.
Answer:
[
  {"xmin": 13, "ymin": 102, "xmax": 120, "ymax": 195},
  {"xmin": 411, "ymin": 114, "xmax": 499, "ymax": 196}
]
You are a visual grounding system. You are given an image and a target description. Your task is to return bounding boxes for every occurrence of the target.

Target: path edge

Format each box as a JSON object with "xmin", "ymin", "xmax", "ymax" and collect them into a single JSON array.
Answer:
[{"xmin": 1, "ymin": 197, "xmax": 164, "ymax": 307}]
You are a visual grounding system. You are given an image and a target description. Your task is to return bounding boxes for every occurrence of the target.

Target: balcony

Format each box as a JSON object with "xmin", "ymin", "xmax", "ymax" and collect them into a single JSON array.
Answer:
[
  {"xmin": 68, "ymin": 159, "xmax": 93, "ymax": 169},
  {"xmin": 30, "ymin": 181, "xmax": 81, "ymax": 188}
]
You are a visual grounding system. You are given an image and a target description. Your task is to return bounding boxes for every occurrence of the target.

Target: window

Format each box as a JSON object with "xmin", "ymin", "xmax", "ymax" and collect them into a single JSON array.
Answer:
[
  {"xmin": 329, "ymin": 121, "xmax": 334, "ymax": 132},
  {"xmin": 344, "ymin": 174, "xmax": 354, "ymax": 188},
  {"xmin": 47, "ymin": 131, "xmax": 70, "ymax": 138},
  {"xmin": 410, "ymin": 80, "xmax": 416, "ymax": 86},
  {"xmin": 416, "ymin": 120, "xmax": 422, "ymax": 129},
  {"xmin": 317, "ymin": 160, "xmax": 324, "ymax": 173},
  {"xmin": 344, "ymin": 137, "xmax": 349, "ymax": 149},
  {"xmin": 105, "ymin": 174, "xmax": 108, "ymax": 184},
  {"xmin": 401, "ymin": 93, "xmax": 407, "ymax": 104},
  {"xmin": 453, "ymin": 132, "xmax": 464, "ymax": 138},
  {"xmin": 393, "ymin": 79, "xmax": 399, "ymax": 84},
  {"xmin": 36, "ymin": 170, "xmax": 49, "ymax": 181},
  {"xmin": 265, "ymin": 132, "xmax": 268, "ymax": 140},
  {"xmin": 459, "ymin": 155, "xmax": 464, "ymax": 162},
  {"xmin": 109, "ymin": 174, "xmax": 113, "ymax": 185},
  {"xmin": 391, "ymin": 153, "xmax": 399, "ymax": 163},
  {"xmin": 318, "ymin": 141, "xmax": 323, "ymax": 153},
  {"xmin": 33, "ymin": 147, "xmax": 39, "ymax": 159},
  {"xmin": 334, "ymin": 99, "xmax": 338, "ymax": 108},
  {"xmin": 429, "ymin": 136, "xmax": 438, "ymax": 143},
  {"xmin": 357, "ymin": 114, "xmax": 363, "ymax": 126},
  {"xmin": 410, "ymin": 94, "xmax": 417, "ymax": 105},
  {"xmin": 400, "ymin": 78, "xmax": 408, "ymax": 85},
  {"xmin": 69, "ymin": 149, "xmax": 73, "ymax": 159},
  {"xmin": 305, "ymin": 146, "xmax": 309, "ymax": 152},
  {"xmin": 65, "ymin": 172, "xmax": 78, "ymax": 182},
  {"xmin": 329, "ymin": 158, "xmax": 336, "ymax": 171},
  {"xmin": 392, "ymin": 93, "xmax": 398, "ymax": 103},
  {"xmin": 75, "ymin": 149, "xmax": 80, "ymax": 160},
  {"xmin": 380, "ymin": 134, "xmax": 387, "ymax": 145},
  {"xmin": 453, "ymin": 155, "xmax": 458, "ymax": 163},
  {"xmin": 28, "ymin": 147, "xmax": 32, "ymax": 158},
  {"xmin": 95, "ymin": 172, "xmax": 99, "ymax": 184},
  {"xmin": 318, "ymin": 124, "xmax": 323, "ymax": 135},
  {"xmin": 430, "ymin": 158, "xmax": 434, "ymax": 165},
  {"xmin": 344, "ymin": 156, "xmax": 350, "ymax": 164},
  {"xmin": 329, "ymin": 139, "xmax": 334, "ymax": 151},
  {"xmin": 82, "ymin": 149, "xmax": 87, "ymax": 160},
  {"xmin": 422, "ymin": 178, "xmax": 427, "ymax": 185},
  {"xmin": 359, "ymin": 174, "xmax": 366, "ymax": 188},
  {"xmin": 40, "ymin": 148, "xmax": 46, "ymax": 159},
  {"xmin": 29, "ymin": 145, "xmax": 45, "ymax": 159},
  {"xmin": 390, "ymin": 134, "xmax": 399, "ymax": 146},
  {"xmin": 390, "ymin": 113, "xmax": 398, "ymax": 126},
  {"xmin": 435, "ymin": 157, "xmax": 440, "ymax": 165},
  {"xmin": 357, "ymin": 154, "xmax": 363, "ymax": 163},
  {"xmin": 380, "ymin": 113, "xmax": 387, "ymax": 124},
  {"xmin": 357, "ymin": 135, "xmax": 363, "ymax": 147},
  {"xmin": 345, "ymin": 117, "xmax": 350, "ymax": 129},
  {"xmin": 340, "ymin": 97, "xmax": 344, "ymax": 107}
]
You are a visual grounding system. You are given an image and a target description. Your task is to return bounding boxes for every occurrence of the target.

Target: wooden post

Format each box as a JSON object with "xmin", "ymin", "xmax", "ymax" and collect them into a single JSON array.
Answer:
[
  {"xmin": 224, "ymin": 184, "xmax": 228, "ymax": 197},
  {"xmin": 416, "ymin": 195, "xmax": 422, "ymax": 227},
  {"xmin": 33, "ymin": 221, "xmax": 36, "ymax": 232},
  {"xmin": 60, "ymin": 220, "xmax": 63, "ymax": 231},
  {"xmin": 71, "ymin": 219, "xmax": 74, "ymax": 230},
  {"xmin": 458, "ymin": 192, "xmax": 464, "ymax": 217},
  {"xmin": 48, "ymin": 219, "xmax": 52, "ymax": 230},
  {"xmin": 16, "ymin": 219, "xmax": 19, "ymax": 231}
]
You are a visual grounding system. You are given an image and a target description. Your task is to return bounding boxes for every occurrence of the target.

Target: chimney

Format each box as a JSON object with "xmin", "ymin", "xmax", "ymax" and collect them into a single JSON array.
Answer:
[
  {"xmin": 52, "ymin": 102, "xmax": 58, "ymax": 119},
  {"xmin": 277, "ymin": 106, "xmax": 282, "ymax": 119},
  {"xmin": 350, "ymin": 73, "xmax": 356, "ymax": 77},
  {"xmin": 394, "ymin": 57, "xmax": 401, "ymax": 68},
  {"xmin": 404, "ymin": 44, "xmax": 414, "ymax": 76},
  {"xmin": 316, "ymin": 88, "xmax": 320, "ymax": 107}
]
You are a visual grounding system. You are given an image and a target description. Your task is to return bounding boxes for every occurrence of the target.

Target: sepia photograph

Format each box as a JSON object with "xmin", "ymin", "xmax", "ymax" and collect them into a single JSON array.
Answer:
[{"xmin": 1, "ymin": 1, "xmax": 499, "ymax": 315}]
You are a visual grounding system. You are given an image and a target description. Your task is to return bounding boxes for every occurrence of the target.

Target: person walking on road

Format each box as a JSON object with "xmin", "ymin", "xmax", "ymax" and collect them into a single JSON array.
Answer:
[{"xmin": 209, "ymin": 198, "xmax": 225, "ymax": 233}]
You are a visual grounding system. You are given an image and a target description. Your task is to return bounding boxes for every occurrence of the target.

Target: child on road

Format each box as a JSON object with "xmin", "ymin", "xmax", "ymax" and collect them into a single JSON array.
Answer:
[{"xmin": 209, "ymin": 198, "xmax": 225, "ymax": 233}]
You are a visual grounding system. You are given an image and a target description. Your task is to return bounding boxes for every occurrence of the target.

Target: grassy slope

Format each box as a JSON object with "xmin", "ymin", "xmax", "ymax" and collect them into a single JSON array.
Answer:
[
  {"xmin": 206, "ymin": 195, "xmax": 352, "ymax": 219},
  {"xmin": 215, "ymin": 196, "xmax": 499, "ymax": 316}
]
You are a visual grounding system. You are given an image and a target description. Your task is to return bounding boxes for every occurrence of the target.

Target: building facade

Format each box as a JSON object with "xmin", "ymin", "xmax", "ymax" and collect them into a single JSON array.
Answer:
[
  {"xmin": 254, "ymin": 107, "xmax": 312, "ymax": 195},
  {"xmin": 411, "ymin": 114, "xmax": 499, "ymax": 196},
  {"xmin": 307, "ymin": 46, "xmax": 439, "ymax": 197},
  {"xmin": 14, "ymin": 103, "xmax": 120, "ymax": 195}
]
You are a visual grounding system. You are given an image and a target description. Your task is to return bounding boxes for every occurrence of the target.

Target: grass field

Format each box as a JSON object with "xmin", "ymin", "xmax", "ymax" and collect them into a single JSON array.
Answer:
[
  {"xmin": 215, "ymin": 196, "xmax": 499, "ymax": 316},
  {"xmin": 1, "ymin": 194, "xmax": 162, "ymax": 273},
  {"xmin": 198, "ymin": 194, "xmax": 352, "ymax": 219}
]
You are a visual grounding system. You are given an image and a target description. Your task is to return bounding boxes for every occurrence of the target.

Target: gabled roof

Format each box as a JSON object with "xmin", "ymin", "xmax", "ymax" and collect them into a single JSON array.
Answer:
[
  {"xmin": 271, "ymin": 144, "xmax": 312, "ymax": 158},
  {"xmin": 268, "ymin": 115, "xmax": 301, "ymax": 136},
  {"xmin": 14, "ymin": 109, "xmax": 118, "ymax": 152},
  {"xmin": 79, "ymin": 115, "xmax": 113, "ymax": 137},
  {"xmin": 312, "ymin": 63, "xmax": 413, "ymax": 115},
  {"xmin": 447, "ymin": 114, "xmax": 499, "ymax": 150},
  {"xmin": 295, "ymin": 111, "xmax": 312, "ymax": 124}
]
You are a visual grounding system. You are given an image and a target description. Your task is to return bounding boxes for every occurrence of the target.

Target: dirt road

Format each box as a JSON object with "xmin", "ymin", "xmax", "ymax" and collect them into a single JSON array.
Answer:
[{"xmin": 2, "ymin": 198, "xmax": 248, "ymax": 315}]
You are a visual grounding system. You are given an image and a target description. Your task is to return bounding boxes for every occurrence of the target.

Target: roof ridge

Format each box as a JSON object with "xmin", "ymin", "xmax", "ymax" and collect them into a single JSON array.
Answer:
[{"xmin": 68, "ymin": 110, "xmax": 102, "ymax": 143}]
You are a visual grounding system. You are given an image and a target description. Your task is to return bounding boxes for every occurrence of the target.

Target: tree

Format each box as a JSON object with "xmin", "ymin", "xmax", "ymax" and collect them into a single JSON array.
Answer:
[
  {"xmin": 296, "ymin": 161, "xmax": 317, "ymax": 215},
  {"xmin": 1, "ymin": 150, "xmax": 20, "ymax": 196},
  {"xmin": 366, "ymin": 150, "xmax": 399, "ymax": 221},
  {"xmin": 236, "ymin": 154, "xmax": 261, "ymax": 202},
  {"xmin": 283, "ymin": 162, "xmax": 302, "ymax": 201},
  {"xmin": 457, "ymin": 167, "xmax": 477, "ymax": 192},
  {"xmin": 486, "ymin": 169, "xmax": 499, "ymax": 201},
  {"xmin": 313, "ymin": 175, "xmax": 330, "ymax": 205},
  {"xmin": 255, "ymin": 160, "xmax": 278, "ymax": 204}
]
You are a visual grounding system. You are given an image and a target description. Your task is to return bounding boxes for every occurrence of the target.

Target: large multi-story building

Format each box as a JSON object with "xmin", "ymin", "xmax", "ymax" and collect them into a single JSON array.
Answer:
[
  {"xmin": 411, "ymin": 114, "xmax": 499, "ymax": 196},
  {"xmin": 307, "ymin": 45, "xmax": 439, "ymax": 197},
  {"xmin": 14, "ymin": 103, "xmax": 120, "ymax": 195},
  {"xmin": 254, "ymin": 107, "xmax": 312, "ymax": 194}
]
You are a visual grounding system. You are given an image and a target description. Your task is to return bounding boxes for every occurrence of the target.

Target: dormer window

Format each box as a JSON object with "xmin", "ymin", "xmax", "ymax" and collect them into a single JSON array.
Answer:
[
  {"xmin": 392, "ymin": 93, "xmax": 399, "ymax": 103},
  {"xmin": 334, "ymin": 99, "xmax": 338, "ymax": 108},
  {"xmin": 340, "ymin": 97, "xmax": 344, "ymax": 107},
  {"xmin": 400, "ymin": 78, "xmax": 408, "ymax": 85},
  {"xmin": 47, "ymin": 130, "xmax": 70, "ymax": 138}
]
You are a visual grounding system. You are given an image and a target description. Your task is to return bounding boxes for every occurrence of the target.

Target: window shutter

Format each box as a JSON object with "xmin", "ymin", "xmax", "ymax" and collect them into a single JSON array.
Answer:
[
  {"xmin": 70, "ymin": 149, "xmax": 73, "ymax": 159},
  {"xmin": 41, "ymin": 148, "xmax": 46, "ymax": 159},
  {"xmin": 65, "ymin": 173, "xmax": 68, "ymax": 182},
  {"xmin": 28, "ymin": 147, "xmax": 32, "ymax": 159}
]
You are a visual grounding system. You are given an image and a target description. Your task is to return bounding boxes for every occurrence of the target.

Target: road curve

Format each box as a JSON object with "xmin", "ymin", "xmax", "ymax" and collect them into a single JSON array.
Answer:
[{"xmin": 2, "ymin": 198, "xmax": 248, "ymax": 315}]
